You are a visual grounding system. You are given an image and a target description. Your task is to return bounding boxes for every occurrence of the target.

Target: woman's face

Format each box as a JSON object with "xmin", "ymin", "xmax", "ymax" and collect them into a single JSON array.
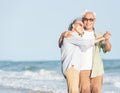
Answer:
[{"xmin": 73, "ymin": 20, "xmax": 84, "ymax": 34}]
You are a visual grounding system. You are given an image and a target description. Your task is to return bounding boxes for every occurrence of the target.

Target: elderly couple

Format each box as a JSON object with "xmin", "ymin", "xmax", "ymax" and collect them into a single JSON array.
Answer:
[{"xmin": 58, "ymin": 11, "xmax": 111, "ymax": 93}]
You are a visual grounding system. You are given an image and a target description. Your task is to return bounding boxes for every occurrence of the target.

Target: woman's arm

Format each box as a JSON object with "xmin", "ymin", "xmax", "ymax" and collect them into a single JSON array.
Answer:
[
  {"xmin": 58, "ymin": 31, "xmax": 71, "ymax": 48},
  {"xmin": 95, "ymin": 31, "xmax": 111, "ymax": 44},
  {"xmin": 58, "ymin": 32, "xmax": 64, "ymax": 48},
  {"xmin": 94, "ymin": 36, "xmax": 105, "ymax": 43}
]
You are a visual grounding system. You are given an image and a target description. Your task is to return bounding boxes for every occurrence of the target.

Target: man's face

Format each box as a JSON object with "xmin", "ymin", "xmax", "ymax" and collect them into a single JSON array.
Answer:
[{"xmin": 82, "ymin": 13, "xmax": 96, "ymax": 31}]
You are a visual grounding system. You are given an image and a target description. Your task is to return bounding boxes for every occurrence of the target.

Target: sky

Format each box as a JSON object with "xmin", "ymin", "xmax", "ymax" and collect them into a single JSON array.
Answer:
[{"xmin": 0, "ymin": 0, "xmax": 119, "ymax": 61}]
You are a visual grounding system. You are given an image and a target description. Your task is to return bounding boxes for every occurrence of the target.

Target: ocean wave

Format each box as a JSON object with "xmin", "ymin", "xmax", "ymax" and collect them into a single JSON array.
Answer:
[
  {"xmin": 104, "ymin": 74, "xmax": 120, "ymax": 89},
  {"xmin": 0, "ymin": 69, "xmax": 64, "ymax": 80},
  {"xmin": 0, "ymin": 60, "xmax": 120, "ymax": 93},
  {"xmin": 0, "ymin": 69, "xmax": 66, "ymax": 92}
]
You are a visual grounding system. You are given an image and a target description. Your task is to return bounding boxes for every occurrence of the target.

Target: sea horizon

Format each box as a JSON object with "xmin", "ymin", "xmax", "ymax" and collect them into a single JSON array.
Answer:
[{"xmin": 0, "ymin": 58, "xmax": 120, "ymax": 62}]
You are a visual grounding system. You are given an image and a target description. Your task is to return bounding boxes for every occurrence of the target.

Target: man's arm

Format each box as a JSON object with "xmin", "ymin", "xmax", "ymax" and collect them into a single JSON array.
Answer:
[
  {"xmin": 103, "ymin": 32, "xmax": 111, "ymax": 52},
  {"xmin": 105, "ymin": 40, "xmax": 111, "ymax": 52},
  {"xmin": 100, "ymin": 31, "xmax": 111, "ymax": 52}
]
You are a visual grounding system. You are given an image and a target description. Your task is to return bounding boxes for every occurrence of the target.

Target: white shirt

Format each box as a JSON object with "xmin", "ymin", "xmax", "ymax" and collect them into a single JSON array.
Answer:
[
  {"xmin": 61, "ymin": 31, "xmax": 94, "ymax": 75},
  {"xmin": 80, "ymin": 30, "xmax": 95, "ymax": 70}
]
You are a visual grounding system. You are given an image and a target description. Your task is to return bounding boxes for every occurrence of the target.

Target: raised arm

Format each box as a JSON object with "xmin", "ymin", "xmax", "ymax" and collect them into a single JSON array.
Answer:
[
  {"xmin": 58, "ymin": 31, "xmax": 71, "ymax": 48},
  {"xmin": 65, "ymin": 32, "xmax": 110, "ymax": 46},
  {"xmin": 58, "ymin": 32, "xmax": 64, "ymax": 48},
  {"xmin": 103, "ymin": 32, "xmax": 111, "ymax": 52},
  {"xmin": 104, "ymin": 40, "xmax": 111, "ymax": 52},
  {"xmin": 94, "ymin": 36, "xmax": 105, "ymax": 43}
]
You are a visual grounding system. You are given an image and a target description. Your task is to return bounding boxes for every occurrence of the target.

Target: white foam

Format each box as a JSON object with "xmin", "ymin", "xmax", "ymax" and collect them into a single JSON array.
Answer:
[
  {"xmin": 0, "ymin": 70, "xmax": 66, "ymax": 93},
  {"xmin": 104, "ymin": 91, "xmax": 116, "ymax": 93},
  {"xmin": 1, "ymin": 70, "xmax": 119, "ymax": 93},
  {"xmin": 103, "ymin": 74, "xmax": 120, "ymax": 92},
  {"xmin": 23, "ymin": 69, "xmax": 64, "ymax": 80}
]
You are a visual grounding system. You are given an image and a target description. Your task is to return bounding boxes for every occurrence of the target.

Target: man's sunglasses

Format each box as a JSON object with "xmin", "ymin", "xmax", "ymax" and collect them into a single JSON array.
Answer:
[{"xmin": 82, "ymin": 18, "xmax": 94, "ymax": 22}]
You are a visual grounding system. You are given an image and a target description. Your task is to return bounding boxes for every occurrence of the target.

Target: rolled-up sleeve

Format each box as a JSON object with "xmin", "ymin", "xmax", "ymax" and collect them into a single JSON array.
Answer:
[{"xmin": 100, "ymin": 40, "xmax": 107, "ymax": 53}]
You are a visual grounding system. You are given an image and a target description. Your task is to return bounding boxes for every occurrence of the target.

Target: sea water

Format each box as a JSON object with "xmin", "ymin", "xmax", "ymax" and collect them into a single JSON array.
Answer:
[{"xmin": 0, "ymin": 60, "xmax": 120, "ymax": 93}]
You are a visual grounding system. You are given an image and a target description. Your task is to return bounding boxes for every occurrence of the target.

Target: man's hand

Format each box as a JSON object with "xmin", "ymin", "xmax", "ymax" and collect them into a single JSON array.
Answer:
[{"xmin": 103, "ymin": 31, "xmax": 111, "ymax": 40}]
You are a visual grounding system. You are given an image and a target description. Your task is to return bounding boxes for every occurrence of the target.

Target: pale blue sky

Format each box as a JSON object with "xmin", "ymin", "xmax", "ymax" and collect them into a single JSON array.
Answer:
[{"xmin": 0, "ymin": 0, "xmax": 119, "ymax": 61}]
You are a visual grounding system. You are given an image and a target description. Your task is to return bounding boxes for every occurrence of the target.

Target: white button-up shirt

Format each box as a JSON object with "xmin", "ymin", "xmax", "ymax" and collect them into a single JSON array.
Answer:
[{"xmin": 61, "ymin": 31, "xmax": 94, "ymax": 75}]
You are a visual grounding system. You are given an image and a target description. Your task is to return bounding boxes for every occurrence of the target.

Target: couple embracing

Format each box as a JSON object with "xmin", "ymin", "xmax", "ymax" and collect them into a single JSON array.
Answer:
[{"xmin": 58, "ymin": 10, "xmax": 111, "ymax": 93}]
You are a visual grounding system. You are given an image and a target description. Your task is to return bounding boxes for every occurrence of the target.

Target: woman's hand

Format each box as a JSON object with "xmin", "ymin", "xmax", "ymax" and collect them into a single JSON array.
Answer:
[{"xmin": 63, "ymin": 31, "xmax": 72, "ymax": 38}]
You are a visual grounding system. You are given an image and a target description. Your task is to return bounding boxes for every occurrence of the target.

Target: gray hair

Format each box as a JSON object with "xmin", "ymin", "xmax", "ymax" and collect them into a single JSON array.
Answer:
[
  {"xmin": 81, "ymin": 10, "xmax": 96, "ymax": 18},
  {"xmin": 68, "ymin": 18, "xmax": 82, "ymax": 30}
]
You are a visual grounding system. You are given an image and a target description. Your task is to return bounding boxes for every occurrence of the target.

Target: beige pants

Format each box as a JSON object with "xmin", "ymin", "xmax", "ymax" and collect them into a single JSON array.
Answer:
[
  {"xmin": 65, "ymin": 66, "xmax": 79, "ymax": 93},
  {"xmin": 79, "ymin": 70, "xmax": 103, "ymax": 93}
]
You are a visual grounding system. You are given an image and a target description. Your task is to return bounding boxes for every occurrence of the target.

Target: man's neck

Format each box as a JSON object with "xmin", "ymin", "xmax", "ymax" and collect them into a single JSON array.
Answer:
[
  {"xmin": 84, "ymin": 27, "xmax": 94, "ymax": 32},
  {"xmin": 85, "ymin": 30, "xmax": 93, "ymax": 32}
]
